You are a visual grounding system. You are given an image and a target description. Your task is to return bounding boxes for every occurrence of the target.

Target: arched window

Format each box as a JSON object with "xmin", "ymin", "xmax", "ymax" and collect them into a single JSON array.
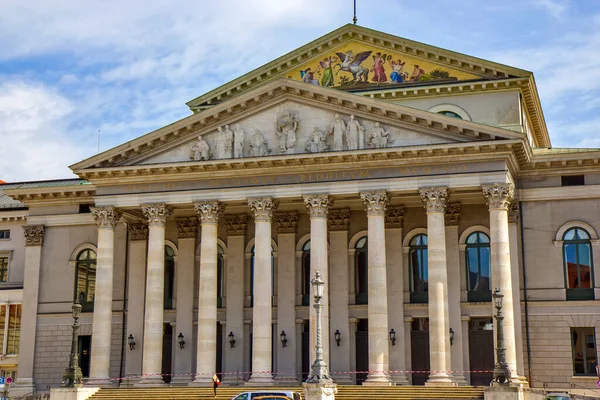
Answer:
[
  {"xmin": 410, "ymin": 234, "xmax": 428, "ymax": 303},
  {"xmin": 217, "ymin": 245, "xmax": 225, "ymax": 308},
  {"xmin": 301, "ymin": 240, "xmax": 311, "ymax": 306},
  {"xmin": 438, "ymin": 111, "xmax": 462, "ymax": 119},
  {"xmin": 355, "ymin": 237, "xmax": 368, "ymax": 305},
  {"xmin": 74, "ymin": 249, "xmax": 97, "ymax": 312},
  {"xmin": 466, "ymin": 232, "xmax": 491, "ymax": 302},
  {"xmin": 563, "ymin": 227, "xmax": 594, "ymax": 300},
  {"xmin": 250, "ymin": 245, "xmax": 275, "ymax": 306},
  {"xmin": 164, "ymin": 245, "xmax": 176, "ymax": 309}
]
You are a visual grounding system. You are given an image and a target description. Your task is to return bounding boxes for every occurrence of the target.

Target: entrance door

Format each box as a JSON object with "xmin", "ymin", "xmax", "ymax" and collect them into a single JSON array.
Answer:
[
  {"xmin": 355, "ymin": 319, "xmax": 369, "ymax": 385},
  {"xmin": 468, "ymin": 318, "xmax": 494, "ymax": 386},
  {"xmin": 301, "ymin": 321, "xmax": 309, "ymax": 382},
  {"xmin": 78, "ymin": 335, "xmax": 91, "ymax": 378},
  {"xmin": 411, "ymin": 318, "xmax": 430, "ymax": 385},
  {"xmin": 217, "ymin": 322, "xmax": 223, "ymax": 377},
  {"xmin": 162, "ymin": 323, "xmax": 173, "ymax": 383}
]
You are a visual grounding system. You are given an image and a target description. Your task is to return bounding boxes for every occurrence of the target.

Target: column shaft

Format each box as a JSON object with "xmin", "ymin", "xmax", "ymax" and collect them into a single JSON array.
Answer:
[
  {"xmin": 90, "ymin": 207, "xmax": 121, "ymax": 383},
  {"xmin": 140, "ymin": 204, "xmax": 171, "ymax": 385},
  {"xmin": 360, "ymin": 191, "xmax": 392, "ymax": 385}
]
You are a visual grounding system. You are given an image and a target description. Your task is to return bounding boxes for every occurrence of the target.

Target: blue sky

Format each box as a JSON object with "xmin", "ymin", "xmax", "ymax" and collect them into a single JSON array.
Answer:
[{"xmin": 1, "ymin": 0, "xmax": 599, "ymax": 181}]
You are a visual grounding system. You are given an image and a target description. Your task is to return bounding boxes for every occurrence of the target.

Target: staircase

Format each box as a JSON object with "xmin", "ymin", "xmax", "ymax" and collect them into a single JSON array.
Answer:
[{"xmin": 88, "ymin": 385, "xmax": 485, "ymax": 400}]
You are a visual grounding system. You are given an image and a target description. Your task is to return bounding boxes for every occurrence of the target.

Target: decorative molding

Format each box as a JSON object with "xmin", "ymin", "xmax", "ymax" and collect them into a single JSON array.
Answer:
[
  {"xmin": 303, "ymin": 195, "xmax": 332, "ymax": 219},
  {"xmin": 176, "ymin": 217, "xmax": 198, "ymax": 239},
  {"xmin": 427, "ymin": 104, "xmax": 472, "ymax": 121},
  {"xmin": 141, "ymin": 203, "xmax": 172, "ymax": 227},
  {"xmin": 360, "ymin": 190, "xmax": 389, "ymax": 216},
  {"xmin": 385, "ymin": 206, "xmax": 404, "ymax": 229},
  {"xmin": 248, "ymin": 197, "xmax": 278, "ymax": 222},
  {"xmin": 419, "ymin": 187, "xmax": 448, "ymax": 213},
  {"xmin": 402, "ymin": 227, "xmax": 428, "ymax": 247},
  {"xmin": 508, "ymin": 202, "xmax": 520, "ymax": 224},
  {"xmin": 23, "ymin": 225, "xmax": 45, "ymax": 246},
  {"xmin": 225, "ymin": 214, "xmax": 247, "ymax": 236},
  {"xmin": 458, "ymin": 225, "xmax": 490, "ymax": 245},
  {"xmin": 554, "ymin": 220, "xmax": 598, "ymax": 241},
  {"xmin": 444, "ymin": 202, "xmax": 461, "ymax": 226},
  {"xmin": 127, "ymin": 222, "xmax": 149, "ymax": 241},
  {"xmin": 91, "ymin": 206, "xmax": 122, "ymax": 230},
  {"xmin": 482, "ymin": 183, "xmax": 515, "ymax": 210},
  {"xmin": 193, "ymin": 201, "xmax": 225, "ymax": 225},
  {"xmin": 275, "ymin": 212, "xmax": 298, "ymax": 234},
  {"xmin": 328, "ymin": 209, "xmax": 351, "ymax": 231}
]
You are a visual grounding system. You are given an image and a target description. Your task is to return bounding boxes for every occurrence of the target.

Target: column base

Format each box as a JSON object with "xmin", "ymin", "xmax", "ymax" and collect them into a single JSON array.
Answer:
[
  {"xmin": 119, "ymin": 376, "xmax": 140, "ymax": 388},
  {"xmin": 189, "ymin": 374, "xmax": 213, "ymax": 386},
  {"xmin": 134, "ymin": 375, "xmax": 167, "ymax": 387},
  {"xmin": 391, "ymin": 372, "xmax": 410, "ymax": 386},
  {"xmin": 331, "ymin": 373, "xmax": 354, "ymax": 385},
  {"xmin": 170, "ymin": 375, "xmax": 193, "ymax": 386},
  {"xmin": 85, "ymin": 377, "xmax": 113, "ymax": 388},
  {"xmin": 303, "ymin": 382, "xmax": 338, "ymax": 400},
  {"xmin": 49, "ymin": 387, "xmax": 100, "ymax": 400},
  {"xmin": 363, "ymin": 371, "xmax": 394, "ymax": 386},
  {"xmin": 509, "ymin": 375, "xmax": 529, "ymax": 388},
  {"xmin": 425, "ymin": 372, "xmax": 457, "ymax": 387},
  {"xmin": 245, "ymin": 373, "xmax": 276, "ymax": 386},
  {"xmin": 222, "ymin": 374, "xmax": 244, "ymax": 386},
  {"xmin": 274, "ymin": 376, "xmax": 299, "ymax": 385},
  {"xmin": 452, "ymin": 372, "xmax": 469, "ymax": 386},
  {"xmin": 9, "ymin": 380, "xmax": 37, "ymax": 397}
]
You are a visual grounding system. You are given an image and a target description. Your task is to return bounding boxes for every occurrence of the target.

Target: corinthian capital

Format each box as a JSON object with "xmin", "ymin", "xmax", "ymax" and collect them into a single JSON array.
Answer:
[
  {"xmin": 226, "ymin": 215, "xmax": 247, "ymax": 236},
  {"xmin": 176, "ymin": 217, "xmax": 199, "ymax": 238},
  {"xmin": 385, "ymin": 206, "xmax": 405, "ymax": 229},
  {"xmin": 444, "ymin": 203, "xmax": 461, "ymax": 226},
  {"xmin": 419, "ymin": 187, "xmax": 448, "ymax": 213},
  {"xmin": 141, "ymin": 203, "xmax": 173, "ymax": 227},
  {"xmin": 360, "ymin": 191, "xmax": 389, "ymax": 216},
  {"xmin": 482, "ymin": 183, "xmax": 515, "ymax": 210},
  {"xmin": 24, "ymin": 225, "xmax": 45, "ymax": 246},
  {"xmin": 193, "ymin": 201, "xmax": 225, "ymax": 225},
  {"xmin": 304, "ymin": 195, "xmax": 332, "ymax": 219},
  {"xmin": 91, "ymin": 206, "xmax": 122, "ymax": 230},
  {"xmin": 128, "ymin": 222, "xmax": 148, "ymax": 241},
  {"xmin": 275, "ymin": 212, "xmax": 298, "ymax": 234},
  {"xmin": 328, "ymin": 209, "xmax": 350, "ymax": 231},
  {"xmin": 248, "ymin": 197, "xmax": 278, "ymax": 222}
]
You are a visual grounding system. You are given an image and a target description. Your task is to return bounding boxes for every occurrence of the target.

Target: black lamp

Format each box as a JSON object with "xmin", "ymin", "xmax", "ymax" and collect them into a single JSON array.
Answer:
[
  {"xmin": 334, "ymin": 329, "xmax": 341, "ymax": 347},
  {"xmin": 128, "ymin": 334, "xmax": 135, "ymax": 351},
  {"xmin": 177, "ymin": 332, "xmax": 185, "ymax": 349},
  {"xmin": 449, "ymin": 328, "xmax": 455, "ymax": 346},
  {"xmin": 228, "ymin": 331, "xmax": 236, "ymax": 348},
  {"xmin": 389, "ymin": 329, "xmax": 396, "ymax": 346},
  {"xmin": 280, "ymin": 331, "xmax": 288, "ymax": 348}
]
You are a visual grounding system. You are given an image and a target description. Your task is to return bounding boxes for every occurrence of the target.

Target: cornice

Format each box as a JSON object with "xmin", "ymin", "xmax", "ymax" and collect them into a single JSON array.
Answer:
[
  {"xmin": 71, "ymin": 78, "xmax": 526, "ymax": 174},
  {"xmin": 4, "ymin": 185, "xmax": 96, "ymax": 207},
  {"xmin": 518, "ymin": 185, "xmax": 600, "ymax": 202},
  {"xmin": 0, "ymin": 210, "xmax": 28, "ymax": 223},
  {"xmin": 27, "ymin": 214, "xmax": 95, "ymax": 227},
  {"xmin": 185, "ymin": 24, "xmax": 528, "ymax": 110}
]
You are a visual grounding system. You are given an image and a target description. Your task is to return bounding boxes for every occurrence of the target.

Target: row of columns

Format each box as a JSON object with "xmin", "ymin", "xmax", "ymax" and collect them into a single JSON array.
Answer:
[{"xmin": 12, "ymin": 182, "xmax": 523, "ymax": 390}]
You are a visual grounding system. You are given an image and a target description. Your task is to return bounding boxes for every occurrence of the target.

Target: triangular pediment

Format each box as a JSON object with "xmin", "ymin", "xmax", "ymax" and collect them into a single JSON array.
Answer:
[
  {"xmin": 70, "ymin": 78, "xmax": 526, "ymax": 173},
  {"xmin": 186, "ymin": 24, "xmax": 531, "ymax": 111}
]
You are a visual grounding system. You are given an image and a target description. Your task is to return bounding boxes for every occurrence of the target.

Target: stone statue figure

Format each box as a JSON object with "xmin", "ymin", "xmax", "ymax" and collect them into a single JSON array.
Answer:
[
  {"xmin": 248, "ymin": 129, "xmax": 270, "ymax": 157},
  {"xmin": 275, "ymin": 113, "xmax": 298, "ymax": 154},
  {"xmin": 189, "ymin": 136, "xmax": 210, "ymax": 161},
  {"xmin": 345, "ymin": 114, "xmax": 364, "ymax": 150},
  {"xmin": 328, "ymin": 114, "xmax": 346, "ymax": 151},
  {"xmin": 233, "ymin": 124, "xmax": 244, "ymax": 158},
  {"xmin": 368, "ymin": 122, "xmax": 389, "ymax": 149},
  {"xmin": 215, "ymin": 125, "xmax": 233, "ymax": 159},
  {"xmin": 305, "ymin": 127, "xmax": 328, "ymax": 153}
]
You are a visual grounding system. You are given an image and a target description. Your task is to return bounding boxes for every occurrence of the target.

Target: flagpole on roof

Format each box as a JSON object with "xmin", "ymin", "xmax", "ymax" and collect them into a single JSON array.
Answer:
[
  {"xmin": 353, "ymin": 0, "xmax": 357, "ymax": 25},
  {"xmin": 97, "ymin": 129, "xmax": 100, "ymax": 154}
]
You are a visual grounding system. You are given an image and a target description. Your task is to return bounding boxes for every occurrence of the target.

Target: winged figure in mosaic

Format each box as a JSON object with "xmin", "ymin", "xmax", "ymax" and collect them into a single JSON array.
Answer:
[{"xmin": 334, "ymin": 50, "xmax": 372, "ymax": 83}]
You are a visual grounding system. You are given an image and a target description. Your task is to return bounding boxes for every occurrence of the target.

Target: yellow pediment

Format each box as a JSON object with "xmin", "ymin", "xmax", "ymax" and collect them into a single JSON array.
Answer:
[{"xmin": 286, "ymin": 40, "xmax": 479, "ymax": 89}]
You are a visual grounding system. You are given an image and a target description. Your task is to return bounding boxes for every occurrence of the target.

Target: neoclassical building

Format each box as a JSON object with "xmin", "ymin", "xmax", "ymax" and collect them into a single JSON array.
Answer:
[{"xmin": 2, "ymin": 25, "xmax": 600, "ymax": 395}]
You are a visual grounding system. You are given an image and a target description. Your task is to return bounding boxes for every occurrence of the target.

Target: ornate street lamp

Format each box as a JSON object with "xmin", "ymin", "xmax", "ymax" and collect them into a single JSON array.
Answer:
[
  {"xmin": 62, "ymin": 300, "xmax": 83, "ymax": 387},
  {"xmin": 280, "ymin": 331, "xmax": 288, "ymax": 348},
  {"xmin": 128, "ymin": 334, "xmax": 136, "ymax": 350},
  {"xmin": 177, "ymin": 333, "xmax": 185, "ymax": 349},
  {"xmin": 334, "ymin": 330, "xmax": 341, "ymax": 347},
  {"xmin": 389, "ymin": 329, "xmax": 396, "ymax": 346},
  {"xmin": 306, "ymin": 271, "xmax": 332, "ymax": 383},
  {"xmin": 228, "ymin": 331, "xmax": 236, "ymax": 348},
  {"xmin": 492, "ymin": 288, "xmax": 510, "ymax": 385},
  {"xmin": 449, "ymin": 328, "xmax": 455, "ymax": 346}
]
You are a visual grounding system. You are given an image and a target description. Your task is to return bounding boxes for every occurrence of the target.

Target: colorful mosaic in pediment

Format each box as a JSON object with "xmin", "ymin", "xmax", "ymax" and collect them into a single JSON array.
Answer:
[{"xmin": 287, "ymin": 40, "xmax": 480, "ymax": 89}]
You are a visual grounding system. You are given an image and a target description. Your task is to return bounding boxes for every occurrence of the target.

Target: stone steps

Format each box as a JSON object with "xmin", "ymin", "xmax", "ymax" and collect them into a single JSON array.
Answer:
[{"xmin": 88, "ymin": 385, "xmax": 485, "ymax": 400}]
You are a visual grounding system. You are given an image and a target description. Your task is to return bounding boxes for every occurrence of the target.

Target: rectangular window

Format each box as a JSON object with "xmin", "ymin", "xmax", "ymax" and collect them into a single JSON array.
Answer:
[
  {"xmin": 571, "ymin": 327, "xmax": 597, "ymax": 375},
  {"xmin": 0, "ymin": 230, "xmax": 9, "ymax": 240},
  {"xmin": 562, "ymin": 175, "xmax": 585, "ymax": 186},
  {"xmin": 0, "ymin": 257, "xmax": 8, "ymax": 282}
]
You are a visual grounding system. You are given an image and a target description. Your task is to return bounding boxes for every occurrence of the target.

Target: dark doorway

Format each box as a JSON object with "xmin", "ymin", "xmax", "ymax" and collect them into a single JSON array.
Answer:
[
  {"xmin": 301, "ymin": 321, "xmax": 309, "ymax": 382},
  {"xmin": 355, "ymin": 319, "xmax": 369, "ymax": 385},
  {"xmin": 468, "ymin": 318, "xmax": 494, "ymax": 386},
  {"xmin": 162, "ymin": 323, "xmax": 173, "ymax": 383},
  {"xmin": 411, "ymin": 318, "xmax": 430, "ymax": 385},
  {"xmin": 217, "ymin": 322, "xmax": 223, "ymax": 377},
  {"xmin": 78, "ymin": 335, "xmax": 91, "ymax": 378}
]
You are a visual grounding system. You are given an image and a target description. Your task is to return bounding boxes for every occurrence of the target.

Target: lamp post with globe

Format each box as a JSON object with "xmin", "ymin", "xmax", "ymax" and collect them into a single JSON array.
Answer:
[{"xmin": 62, "ymin": 300, "xmax": 83, "ymax": 387}]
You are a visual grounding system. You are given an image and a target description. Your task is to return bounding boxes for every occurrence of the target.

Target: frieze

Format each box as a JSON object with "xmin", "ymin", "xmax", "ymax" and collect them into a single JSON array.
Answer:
[{"xmin": 99, "ymin": 160, "xmax": 504, "ymax": 196}]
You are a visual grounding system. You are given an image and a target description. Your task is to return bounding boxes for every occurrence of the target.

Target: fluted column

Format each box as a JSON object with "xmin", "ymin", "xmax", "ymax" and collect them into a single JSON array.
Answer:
[
  {"xmin": 304, "ymin": 195, "xmax": 332, "ymax": 371},
  {"xmin": 139, "ymin": 204, "xmax": 172, "ymax": 385},
  {"xmin": 360, "ymin": 191, "xmax": 393, "ymax": 385},
  {"xmin": 483, "ymin": 183, "xmax": 522, "ymax": 384},
  {"xmin": 420, "ymin": 188, "xmax": 454, "ymax": 386},
  {"xmin": 192, "ymin": 201, "xmax": 225, "ymax": 384},
  {"xmin": 89, "ymin": 206, "xmax": 121, "ymax": 384},
  {"xmin": 11, "ymin": 226, "xmax": 45, "ymax": 396},
  {"xmin": 247, "ymin": 197, "xmax": 278, "ymax": 385}
]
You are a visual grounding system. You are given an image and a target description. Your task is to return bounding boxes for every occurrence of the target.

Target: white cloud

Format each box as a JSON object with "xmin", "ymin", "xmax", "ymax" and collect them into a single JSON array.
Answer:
[{"xmin": 532, "ymin": 0, "xmax": 568, "ymax": 19}]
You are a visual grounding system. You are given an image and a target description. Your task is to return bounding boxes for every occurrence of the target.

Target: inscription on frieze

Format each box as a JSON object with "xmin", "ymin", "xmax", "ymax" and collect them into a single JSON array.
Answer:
[{"xmin": 99, "ymin": 161, "xmax": 505, "ymax": 196}]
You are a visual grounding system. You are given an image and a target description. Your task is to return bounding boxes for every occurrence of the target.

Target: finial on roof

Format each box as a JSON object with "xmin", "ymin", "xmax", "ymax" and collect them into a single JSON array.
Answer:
[{"xmin": 353, "ymin": 0, "xmax": 357, "ymax": 25}]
